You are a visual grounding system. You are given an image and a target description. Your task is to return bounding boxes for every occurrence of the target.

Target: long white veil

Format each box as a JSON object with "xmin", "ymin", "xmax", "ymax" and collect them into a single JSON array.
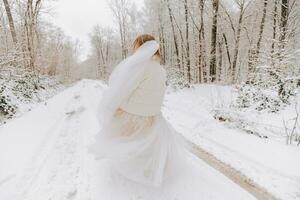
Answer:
[{"xmin": 98, "ymin": 40, "xmax": 160, "ymax": 127}]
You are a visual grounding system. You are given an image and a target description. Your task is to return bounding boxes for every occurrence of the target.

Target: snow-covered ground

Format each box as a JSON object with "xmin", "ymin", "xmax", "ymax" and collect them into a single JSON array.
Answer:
[
  {"xmin": 164, "ymin": 85, "xmax": 300, "ymax": 200},
  {"xmin": 0, "ymin": 80, "xmax": 256, "ymax": 200}
]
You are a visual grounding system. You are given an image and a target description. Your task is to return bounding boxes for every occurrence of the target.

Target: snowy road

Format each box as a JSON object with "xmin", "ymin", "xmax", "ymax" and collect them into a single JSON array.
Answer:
[{"xmin": 0, "ymin": 80, "xmax": 256, "ymax": 200}]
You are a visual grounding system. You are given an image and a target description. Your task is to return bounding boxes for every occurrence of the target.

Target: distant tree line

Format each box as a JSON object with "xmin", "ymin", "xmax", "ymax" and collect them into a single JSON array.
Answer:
[
  {"xmin": 87, "ymin": 0, "xmax": 300, "ymax": 87},
  {"xmin": 0, "ymin": 0, "xmax": 79, "ymax": 82}
]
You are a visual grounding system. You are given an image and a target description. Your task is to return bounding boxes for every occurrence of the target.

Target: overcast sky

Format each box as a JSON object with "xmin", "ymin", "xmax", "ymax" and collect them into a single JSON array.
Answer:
[{"xmin": 49, "ymin": 0, "xmax": 144, "ymax": 61}]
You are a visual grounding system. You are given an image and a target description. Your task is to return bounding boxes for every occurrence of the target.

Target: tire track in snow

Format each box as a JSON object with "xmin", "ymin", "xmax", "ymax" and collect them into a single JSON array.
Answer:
[
  {"xmin": 13, "ymin": 81, "xmax": 104, "ymax": 200},
  {"xmin": 17, "ymin": 85, "xmax": 91, "ymax": 200},
  {"xmin": 14, "ymin": 104, "xmax": 70, "ymax": 199},
  {"xmin": 188, "ymin": 140, "xmax": 278, "ymax": 200}
]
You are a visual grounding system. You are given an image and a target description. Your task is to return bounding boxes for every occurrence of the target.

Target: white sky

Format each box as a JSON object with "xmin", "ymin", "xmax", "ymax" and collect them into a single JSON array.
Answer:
[{"xmin": 49, "ymin": 0, "xmax": 144, "ymax": 61}]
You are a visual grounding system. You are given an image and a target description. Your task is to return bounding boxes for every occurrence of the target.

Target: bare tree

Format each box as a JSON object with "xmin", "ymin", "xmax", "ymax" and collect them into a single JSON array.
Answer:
[
  {"xmin": 271, "ymin": 0, "xmax": 279, "ymax": 56},
  {"xmin": 3, "ymin": 0, "xmax": 17, "ymax": 45},
  {"xmin": 198, "ymin": 0, "xmax": 207, "ymax": 83},
  {"xmin": 90, "ymin": 26, "xmax": 112, "ymax": 79},
  {"xmin": 165, "ymin": 0, "xmax": 181, "ymax": 69},
  {"xmin": 222, "ymin": 33, "xmax": 231, "ymax": 74},
  {"xmin": 279, "ymin": 0, "xmax": 289, "ymax": 50},
  {"xmin": 23, "ymin": 0, "xmax": 42, "ymax": 70},
  {"xmin": 158, "ymin": 2, "xmax": 166, "ymax": 65},
  {"xmin": 209, "ymin": 0, "xmax": 219, "ymax": 82},
  {"xmin": 248, "ymin": 0, "xmax": 269, "ymax": 76},
  {"xmin": 184, "ymin": 0, "xmax": 191, "ymax": 82},
  {"xmin": 217, "ymin": 36, "xmax": 223, "ymax": 82},
  {"xmin": 231, "ymin": 0, "xmax": 249, "ymax": 83},
  {"xmin": 109, "ymin": 0, "xmax": 130, "ymax": 59}
]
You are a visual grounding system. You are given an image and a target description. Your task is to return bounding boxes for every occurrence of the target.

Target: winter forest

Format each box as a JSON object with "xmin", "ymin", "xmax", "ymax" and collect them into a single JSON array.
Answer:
[{"xmin": 0, "ymin": 0, "xmax": 300, "ymax": 200}]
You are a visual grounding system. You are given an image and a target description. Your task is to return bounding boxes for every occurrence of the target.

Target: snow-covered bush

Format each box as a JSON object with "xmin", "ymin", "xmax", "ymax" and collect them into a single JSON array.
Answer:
[
  {"xmin": 236, "ymin": 65, "xmax": 298, "ymax": 113},
  {"xmin": 166, "ymin": 67, "xmax": 190, "ymax": 90},
  {"xmin": 0, "ymin": 84, "xmax": 17, "ymax": 118},
  {"xmin": 213, "ymin": 109, "xmax": 269, "ymax": 138},
  {"xmin": 0, "ymin": 66, "xmax": 63, "ymax": 123},
  {"xmin": 13, "ymin": 73, "xmax": 41, "ymax": 101},
  {"xmin": 236, "ymin": 84, "xmax": 283, "ymax": 112}
]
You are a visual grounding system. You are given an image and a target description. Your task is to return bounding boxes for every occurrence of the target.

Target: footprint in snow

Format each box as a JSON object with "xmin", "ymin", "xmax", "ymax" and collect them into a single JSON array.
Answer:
[
  {"xmin": 74, "ymin": 94, "xmax": 81, "ymax": 100},
  {"xmin": 67, "ymin": 189, "xmax": 77, "ymax": 199},
  {"xmin": 65, "ymin": 106, "xmax": 86, "ymax": 118}
]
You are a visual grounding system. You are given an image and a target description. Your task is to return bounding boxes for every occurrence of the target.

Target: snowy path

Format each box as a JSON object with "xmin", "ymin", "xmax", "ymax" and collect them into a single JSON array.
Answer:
[{"xmin": 0, "ymin": 80, "xmax": 256, "ymax": 200}]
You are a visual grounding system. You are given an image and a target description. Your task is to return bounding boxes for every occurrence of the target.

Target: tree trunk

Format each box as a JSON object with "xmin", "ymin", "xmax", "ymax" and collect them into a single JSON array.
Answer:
[
  {"xmin": 271, "ymin": 0, "xmax": 278, "ymax": 55},
  {"xmin": 24, "ymin": 0, "xmax": 42, "ymax": 71},
  {"xmin": 172, "ymin": 13, "xmax": 187, "ymax": 70},
  {"xmin": 109, "ymin": 0, "xmax": 128, "ymax": 59},
  {"xmin": 222, "ymin": 33, "xmax": 231, "ymax": 72},
  {"xmin": 3, "ymin": 0, "xmax": 18, "ymax": 45},
  {"xmin": 209, "ymin": 0, "xmax": 219, "ymax": 82},
  {"xmin": 184, "ymin": 0, "xmax": 191, "ymax": 83},
  {"xmin": 256, "ymin": 0, "xmax": 268, "ymax": 55},
  {"xmin": 198, "ymin": 0, "xmax": 207, "ymax": 83},
  {"xmin": 232, "ymin": 1, "xmax": 245, "ymax": 83},
  {"xmin": 121, "ymin": 13, "xmax": 127, "ymax": 58},
  {"xmin": 217, "ymin": 36, "xmax": 223, "ymax": 82},
  {"xmin": 279, "ymin": 0, "xmax": 289, "ymax": 49},
  {"xmin": 165, "ymin": 0, "xmax": 181, "ymax": 69},
  {"xmin": 248, "ymin": 0, "xmax": 269, "ymax": 75},
  {"xmin": 158, "ymin": 4, "xmax": 166, "ymax": 65},
  {"xmin": 25, "ymin": 0, "xmax": 34, "ymax": 70}
]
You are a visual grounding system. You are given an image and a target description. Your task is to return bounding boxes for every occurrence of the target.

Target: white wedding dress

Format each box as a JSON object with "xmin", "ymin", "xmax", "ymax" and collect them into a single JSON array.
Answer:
[{"xmin": 89, "ymin": 41, "xmax": 188, "ymax": 187}]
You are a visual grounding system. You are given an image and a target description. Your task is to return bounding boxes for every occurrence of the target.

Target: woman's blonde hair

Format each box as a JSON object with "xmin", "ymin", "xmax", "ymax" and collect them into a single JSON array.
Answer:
[{"xmin": 133, "ymin": 34, "xmax": 161, "ymax": 59}]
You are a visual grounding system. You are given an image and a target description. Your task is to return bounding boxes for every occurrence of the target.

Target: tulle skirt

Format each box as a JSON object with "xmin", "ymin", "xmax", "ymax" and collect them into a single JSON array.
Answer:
[{"xmin": 89, "ymin": 109, "xmax": 188, "ymax": 187}]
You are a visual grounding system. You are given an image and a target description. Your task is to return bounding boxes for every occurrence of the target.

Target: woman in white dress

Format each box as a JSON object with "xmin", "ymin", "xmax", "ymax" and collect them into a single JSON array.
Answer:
[{"xmin": 89, "ymin": 34, "xmax": 187, "ymax": 187}]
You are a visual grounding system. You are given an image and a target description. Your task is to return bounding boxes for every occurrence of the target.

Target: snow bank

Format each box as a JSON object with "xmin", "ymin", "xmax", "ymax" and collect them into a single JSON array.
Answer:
[{"xmin": 0, "ymin": 66, "xmax": 64, "ymax": 125}]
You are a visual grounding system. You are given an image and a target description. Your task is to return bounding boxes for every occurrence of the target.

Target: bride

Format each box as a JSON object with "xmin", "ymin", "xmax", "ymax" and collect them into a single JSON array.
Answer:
[{"xmin": 89, "ymin": 34, "xmax": 188, "ymax": 187}]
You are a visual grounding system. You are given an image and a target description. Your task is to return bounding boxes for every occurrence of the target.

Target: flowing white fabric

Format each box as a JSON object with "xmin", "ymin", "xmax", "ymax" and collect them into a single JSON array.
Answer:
[
  {"xmin": 98, "ymin": 41, "xmax": 160, "ymax": 127},
  {"xmin": 91, "ymin": 109, "xmax": 187, "ymax": 187},
  {"xmin": 90, "ymin": 40, "xmax": 188, "ymax": 187}
]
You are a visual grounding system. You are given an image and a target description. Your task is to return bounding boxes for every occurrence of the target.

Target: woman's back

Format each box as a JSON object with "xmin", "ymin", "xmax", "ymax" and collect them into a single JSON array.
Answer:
[{"xmin": 120, "ymin": 59, "xmax": 166, "ymax": 116}]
